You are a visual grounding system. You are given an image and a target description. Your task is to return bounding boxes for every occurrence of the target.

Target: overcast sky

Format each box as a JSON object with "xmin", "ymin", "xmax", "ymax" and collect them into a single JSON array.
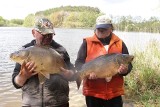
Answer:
[{"xmin": 0, "ymin": 0, "xmax": 160, "ymax": 20}]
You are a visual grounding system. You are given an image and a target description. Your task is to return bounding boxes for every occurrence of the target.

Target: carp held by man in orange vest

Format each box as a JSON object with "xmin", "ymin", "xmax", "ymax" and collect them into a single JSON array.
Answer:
[{"xmin": 76, "ymin": 53, "xmax": 134, "ymax": 89}]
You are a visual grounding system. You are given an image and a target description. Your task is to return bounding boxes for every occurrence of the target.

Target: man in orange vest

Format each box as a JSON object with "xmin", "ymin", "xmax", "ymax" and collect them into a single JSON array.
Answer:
[{"xmin": 75, "ymin": 15, "xmax": 133, "ymax": 107}]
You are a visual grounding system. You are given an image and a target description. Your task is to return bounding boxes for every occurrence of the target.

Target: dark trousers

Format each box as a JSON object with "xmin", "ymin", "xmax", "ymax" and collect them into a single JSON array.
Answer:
[
  {"xmin": 56, "ymin": 103, "xmax": 69, "ymax": 107},
  {"xmin": 85, "ymin": 96, "xmax": 123, "ymax": 107},
  {"xmin": 22, "ymin": 102, "xmax": 69, "ymax": 107}
]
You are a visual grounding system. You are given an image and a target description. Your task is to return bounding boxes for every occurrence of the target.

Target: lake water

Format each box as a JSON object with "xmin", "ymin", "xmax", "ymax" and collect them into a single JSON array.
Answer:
[{"xmin": 0, "ymin": 27, "xmax": 160, "ymax": 107}]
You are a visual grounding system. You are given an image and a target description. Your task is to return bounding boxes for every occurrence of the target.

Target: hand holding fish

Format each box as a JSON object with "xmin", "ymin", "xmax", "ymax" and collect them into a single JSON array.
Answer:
[
  {"xmin": 118, "ymin": 64, "xmax": 128, "ymax": 74},
  {"xmin": 15, "ymin": 61, "xmax": 37, "ymax": 86},
  {"xmin": 88, "ymin": 72, "xmax": 97, "ymax": 79},
  {"xmin": 10, "ymin": 46, "xmax": 69, "ymax": 84}
]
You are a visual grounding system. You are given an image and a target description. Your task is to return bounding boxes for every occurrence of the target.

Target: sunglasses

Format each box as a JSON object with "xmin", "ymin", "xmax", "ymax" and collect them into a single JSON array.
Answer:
[
  {"xmin": 36, "ymin": 30, "xmax": 55, "ymax": 37},
  {"xmin": 41, "ymin": 33, "xmax": 53, "ymax": 37}
]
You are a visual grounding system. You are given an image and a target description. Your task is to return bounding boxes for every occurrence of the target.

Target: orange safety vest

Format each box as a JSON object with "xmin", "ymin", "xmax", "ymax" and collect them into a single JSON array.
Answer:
[{"xmin": 83, "ymin": 33, "xmax": 124, "ymax": 100}]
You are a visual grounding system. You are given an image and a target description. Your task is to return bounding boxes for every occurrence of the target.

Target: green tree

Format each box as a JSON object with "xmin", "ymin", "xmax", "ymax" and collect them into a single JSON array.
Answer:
[
  {"xmin": 79, "ymin": 11, "xmax": 99, "ymax": 28},
  {"xmin": 9, "ymin": 19, "xmax": 23, "ymax": 26},
  {"xmin": 49, "ymin": 11, "xmax": 66, "ymax": 27},
  {"xmin": 23, "ymin": 14, "xmax": 35, "ymax": 27},
  {"xmin": 0, "ymin": 16, "xmax": 6, "ymax": 26}
]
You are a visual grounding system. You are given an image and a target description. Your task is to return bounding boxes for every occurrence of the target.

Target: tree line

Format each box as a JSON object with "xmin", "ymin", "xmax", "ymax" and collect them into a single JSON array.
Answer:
[{"xmin": 0, "ymin": 6, "xmax": 160, "ymax": 33}]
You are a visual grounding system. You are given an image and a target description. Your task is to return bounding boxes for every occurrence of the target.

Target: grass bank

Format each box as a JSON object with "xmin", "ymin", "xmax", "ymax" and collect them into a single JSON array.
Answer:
[{"xmin": 124, "ymin": 40, "xmax": 160, "ymax": 107}]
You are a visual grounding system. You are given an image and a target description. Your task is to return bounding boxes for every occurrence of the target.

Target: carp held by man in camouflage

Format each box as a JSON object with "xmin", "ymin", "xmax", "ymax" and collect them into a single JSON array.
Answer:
[
  {"xmin": 76, "ymin": 53, "xmax": 134, "ymax": 89},
  {"xmin": 10, "ymin": 46, "xmax": 66, "ymax": 83}
]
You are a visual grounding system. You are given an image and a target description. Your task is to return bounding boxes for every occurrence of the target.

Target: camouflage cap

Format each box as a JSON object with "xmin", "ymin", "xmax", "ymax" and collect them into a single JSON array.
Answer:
[{"xmin": 34, "ymin": 18, "xmax": 55, "ymax": 35}]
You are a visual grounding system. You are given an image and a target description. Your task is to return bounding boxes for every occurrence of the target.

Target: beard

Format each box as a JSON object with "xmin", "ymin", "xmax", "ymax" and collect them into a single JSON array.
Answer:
[{"xmin": 40, "ymin": 37, "xmax": 52, "ymax": 46}]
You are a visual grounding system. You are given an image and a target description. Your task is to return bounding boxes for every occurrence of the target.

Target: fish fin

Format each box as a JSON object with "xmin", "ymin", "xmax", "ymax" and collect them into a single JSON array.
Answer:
[
  {"xmin": 105, "ymin": 77, "xmax": 112, "ymax": 82},
  {"xmin": 75, "ymin": 72, "xmax": 82, "ymax": 90},
  {"xmin": 38, "ymin": 73, "xmax": 47, "ymax": 84},
  {"xmin": 42, "ymin": 73, "xmax": 50, "ymax": 79}
]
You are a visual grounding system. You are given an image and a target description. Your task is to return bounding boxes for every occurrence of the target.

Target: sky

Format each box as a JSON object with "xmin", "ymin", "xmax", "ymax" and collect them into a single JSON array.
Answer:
[{"xmin": 0, "ymin": 0, "xmax": 160, "ymax": 20}]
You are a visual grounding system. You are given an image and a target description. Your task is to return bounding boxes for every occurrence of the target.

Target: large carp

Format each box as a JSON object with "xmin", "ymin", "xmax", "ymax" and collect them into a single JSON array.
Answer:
[
  {"xmin": 10, "ymin": 46, "xmax": 66, "ymax": 83},
  {"xmin": 76, "ymin": 53, "xmax": 134, "ymax": 89}
]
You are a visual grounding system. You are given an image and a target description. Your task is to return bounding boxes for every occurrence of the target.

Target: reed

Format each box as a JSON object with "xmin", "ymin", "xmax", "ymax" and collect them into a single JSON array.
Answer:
[{"xmin": 125, "ymin": 40, "xmax": 160, "ymax": 106}]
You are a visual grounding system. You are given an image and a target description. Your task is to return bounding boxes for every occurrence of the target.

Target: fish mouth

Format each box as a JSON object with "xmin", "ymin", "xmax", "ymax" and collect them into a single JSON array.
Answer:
[
  {"xmin": 10, "ymin": 53, "xmax": 19, "ymax": 61},
  {"xmin": 10, "ymin": 53, "xmax": 14, "ymax": 59}
]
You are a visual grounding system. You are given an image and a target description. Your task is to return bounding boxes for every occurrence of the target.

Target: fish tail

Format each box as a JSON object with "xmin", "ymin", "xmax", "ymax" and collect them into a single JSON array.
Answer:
[
  {"xmin": 38, "ymin": 73, "xmax": 47, "ymax": 84},
  {"xmin": 75, "ymin": 72, "xmax": 82, "ymax": 90}
]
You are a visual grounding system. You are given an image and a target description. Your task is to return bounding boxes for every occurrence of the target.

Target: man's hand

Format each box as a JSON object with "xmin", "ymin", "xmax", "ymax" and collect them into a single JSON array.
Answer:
[
  {"xmin": 15, "ymin": 61, "xmax": 37, "ymax": 86},
  {"xmin": 60, "ymin": 67, "xmax": 74, "ymax": 80},
  {"xmin": 88, "ymin": 72, "xmax": 97, "ymax": 79},
  {"xmin": 118, "ymin": 64, "xmax": 128, "ymax": 74}
]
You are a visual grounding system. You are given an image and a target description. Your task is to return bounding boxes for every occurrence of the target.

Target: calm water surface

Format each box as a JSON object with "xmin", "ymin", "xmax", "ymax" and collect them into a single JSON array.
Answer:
[{"xmin": 0, "ymin": 27, "xmax": 160, "ymax": 107}]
